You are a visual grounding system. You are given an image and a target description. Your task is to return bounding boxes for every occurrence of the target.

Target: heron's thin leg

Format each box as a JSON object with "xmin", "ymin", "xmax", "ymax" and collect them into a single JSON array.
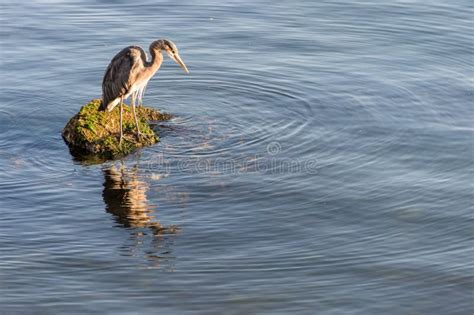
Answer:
[
  {"xmin": 131, "ymin": 93, "xmax": 141, "ymax": 137},
  {"xmin": 119, "ymin": 97, "xmax": 124, "ymax": 145},
  {"xmin": 139, "ymin": 86, "xmax": 146, "ymax": 107}
]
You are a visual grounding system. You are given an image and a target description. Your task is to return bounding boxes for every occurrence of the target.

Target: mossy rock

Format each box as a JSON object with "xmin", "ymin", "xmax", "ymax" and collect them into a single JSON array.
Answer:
[{"xmin": 62, "ymin": 99, "xmax": 171, "ymax": 160}]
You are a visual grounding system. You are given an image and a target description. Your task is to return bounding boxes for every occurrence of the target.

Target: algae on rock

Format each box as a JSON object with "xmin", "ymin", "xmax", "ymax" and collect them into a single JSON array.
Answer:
[{"xmin": 62, "ymin": 99, "xmax": 171, "ymax": 159}]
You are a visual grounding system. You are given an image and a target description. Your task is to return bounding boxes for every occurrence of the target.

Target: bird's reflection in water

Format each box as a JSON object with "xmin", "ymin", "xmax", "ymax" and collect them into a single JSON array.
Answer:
[{"xmin": 102, "ymin": 163, "xmax": 178, "ymax": 269}]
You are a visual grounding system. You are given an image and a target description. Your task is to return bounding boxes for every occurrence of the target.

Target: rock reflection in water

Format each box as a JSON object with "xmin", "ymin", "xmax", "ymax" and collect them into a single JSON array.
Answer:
[
  {"xmin": 102, "ymin": 163, "xmax": 178, "ymax": 269},
  {"xmin": 102, "ymin": 163, "xmax": 179, "ymax": 235}
]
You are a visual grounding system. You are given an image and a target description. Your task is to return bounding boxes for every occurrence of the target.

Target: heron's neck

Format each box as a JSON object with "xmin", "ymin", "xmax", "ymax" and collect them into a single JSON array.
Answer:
[{"xmin": 145, "ymin": 49, "xmax": 163, "ymax": 76}]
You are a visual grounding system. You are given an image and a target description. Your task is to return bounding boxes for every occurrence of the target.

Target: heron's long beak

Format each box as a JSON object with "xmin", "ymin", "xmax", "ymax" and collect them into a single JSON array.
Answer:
[{"xmin": 171, "ymin": 53, "xmax": 189, "ymax": 74}]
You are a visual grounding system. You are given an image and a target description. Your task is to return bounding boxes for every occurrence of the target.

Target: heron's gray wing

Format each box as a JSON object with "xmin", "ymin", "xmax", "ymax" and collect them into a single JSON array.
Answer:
[{"xmin": 101, "ymin": 46, "xmax": 144, "ymax": 111}]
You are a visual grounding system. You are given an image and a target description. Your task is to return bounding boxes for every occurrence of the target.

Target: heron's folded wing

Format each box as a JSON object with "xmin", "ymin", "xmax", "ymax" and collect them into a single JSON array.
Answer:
[{"xmin": 101, "ymin": 47, "xmax": 136, "ymax": 107}]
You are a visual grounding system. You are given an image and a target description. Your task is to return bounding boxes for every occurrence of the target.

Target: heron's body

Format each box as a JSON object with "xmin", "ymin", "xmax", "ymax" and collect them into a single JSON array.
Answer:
[
  {"xmin": 101, "ymin": 46, "xmax": 161, "ymax": 111},
  {"xmin": 100, "ymin": 39, "xmax": 189, "ymax": 143}
]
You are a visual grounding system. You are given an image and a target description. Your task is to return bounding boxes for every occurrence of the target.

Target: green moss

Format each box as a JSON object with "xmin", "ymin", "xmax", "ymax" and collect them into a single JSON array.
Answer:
[{"xmin": 62, "ymin": 99, "xmax": 171, "ymax": 160}]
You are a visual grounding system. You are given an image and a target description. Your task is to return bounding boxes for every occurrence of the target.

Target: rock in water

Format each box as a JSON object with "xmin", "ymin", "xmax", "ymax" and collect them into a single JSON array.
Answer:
[{"xmin": 62, "ymin": 99, "xmax": 171, "ymax": 159}]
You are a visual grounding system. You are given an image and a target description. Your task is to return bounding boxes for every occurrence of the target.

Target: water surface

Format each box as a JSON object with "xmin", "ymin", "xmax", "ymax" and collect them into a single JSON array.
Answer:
[{"xmin": 1, "ymin": 0, "xmax": 473, "ymax": 314}]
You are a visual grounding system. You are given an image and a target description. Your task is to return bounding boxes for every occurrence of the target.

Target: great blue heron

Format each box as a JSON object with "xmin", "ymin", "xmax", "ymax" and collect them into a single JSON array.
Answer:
[{"xmin": 100, "ymin": 39, "xmax": 189, "ymax": 143}]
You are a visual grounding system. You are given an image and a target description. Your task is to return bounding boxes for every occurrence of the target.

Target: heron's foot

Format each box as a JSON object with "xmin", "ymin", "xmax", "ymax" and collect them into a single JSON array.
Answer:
[
  {"xmin": 135, "ymin": 131, "xmax": 143, "ymax": 140},
  {"xmin": 118, "ymin": 130, "xmax": 126, "ymax": 146}
]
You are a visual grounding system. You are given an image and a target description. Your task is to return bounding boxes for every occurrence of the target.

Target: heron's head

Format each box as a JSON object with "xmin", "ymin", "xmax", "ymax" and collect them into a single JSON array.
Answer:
[{"xmin": 151, "ymin": 39, "xmax": 189, "ymax": 74}]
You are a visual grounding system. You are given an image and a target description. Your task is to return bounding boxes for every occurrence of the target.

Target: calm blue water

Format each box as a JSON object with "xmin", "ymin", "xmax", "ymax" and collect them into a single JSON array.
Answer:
[{"xmin": 1, "ymin": 0, "xmax": 473, "ymax": 314}]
